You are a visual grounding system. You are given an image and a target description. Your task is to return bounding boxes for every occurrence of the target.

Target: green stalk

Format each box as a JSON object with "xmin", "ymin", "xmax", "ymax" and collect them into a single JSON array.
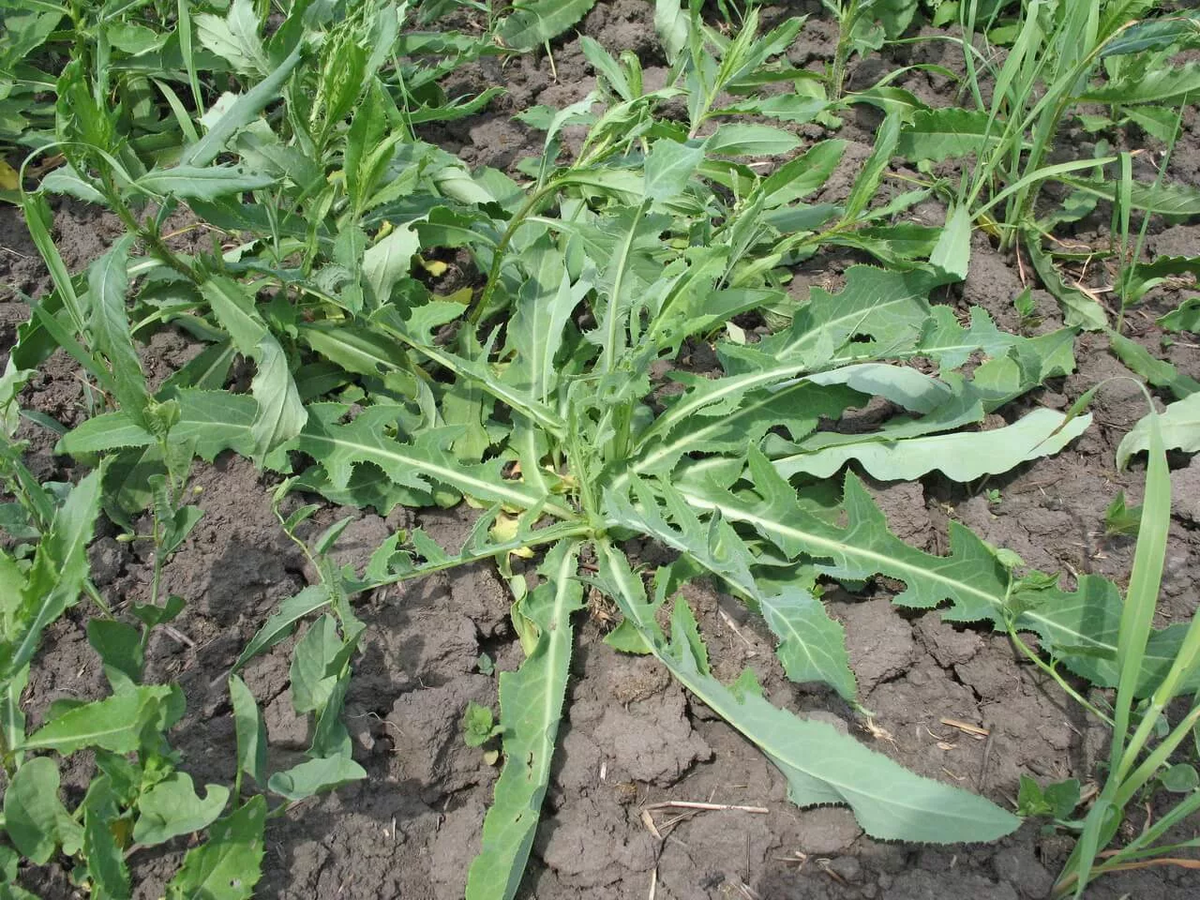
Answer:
[
  {"xmin": 829, "ymin": 0, "xmax": 861, "ymax": 101},
  {"xmin": 1007, "ymin": 628, "xmax": 1114, "ymax": 725},
  {"xmin": 468, "ymin": 178, "xmax": 569, "ymax": 325},
  {"xmin": 1056, "ymin": 394, "xmax": 1172, "ymax": 898},
  {"xmin": 1103, "ymin": 790, "xmax": 1200, "ymax": 862}
]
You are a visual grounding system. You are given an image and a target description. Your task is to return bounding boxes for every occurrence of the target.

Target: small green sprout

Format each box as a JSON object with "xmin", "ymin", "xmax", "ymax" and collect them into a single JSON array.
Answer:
[
  {"xmin": 461, "ymin": 701, "xmax": 502, "ymax": 749},
  {"xmin": 1104, "ymin": 490, "xmax": 1142, "ymax": 538},
  {"xmin": 1016, "ymin": 775, "xmax": 1081, "ymax": 824}
]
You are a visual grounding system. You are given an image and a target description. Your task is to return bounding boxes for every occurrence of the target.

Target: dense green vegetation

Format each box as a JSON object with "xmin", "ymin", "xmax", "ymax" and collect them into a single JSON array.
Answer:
[{"xmin": 1, "ymin": 1, "xmax": 1199, "ymax": 898}]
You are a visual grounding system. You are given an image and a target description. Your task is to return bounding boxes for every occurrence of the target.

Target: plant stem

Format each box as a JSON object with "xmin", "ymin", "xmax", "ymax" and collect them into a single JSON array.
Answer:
[
  {"xmin": 468, "ymin": 178, "xmax": 566, "ymax": 325},
  {"xmin": 102, "ymin": 173, "xmax": 200, "ymax": 283},
  {"xmin": 830, "ymin": 0, "xmax": 861, "ymax": 101},
  {"xmin": 1007, "ymin": 628, "xmax": 1114, "ymax": 726}
]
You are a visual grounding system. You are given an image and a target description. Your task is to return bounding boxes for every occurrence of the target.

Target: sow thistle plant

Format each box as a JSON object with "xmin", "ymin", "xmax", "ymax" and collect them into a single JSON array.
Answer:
[{"xmin": 1, "ymin": 0, "xmax": 1199, "ymax": 898}]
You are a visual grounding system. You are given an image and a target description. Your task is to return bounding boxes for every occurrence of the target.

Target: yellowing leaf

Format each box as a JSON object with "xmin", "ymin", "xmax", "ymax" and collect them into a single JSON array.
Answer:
[
  {"xmin": 420, "ymin": 258, "xmax": 449, "ymax": 277},
  {"xmin": 0, "ymin": 160, "xmax": 19, "ymax": 191}
]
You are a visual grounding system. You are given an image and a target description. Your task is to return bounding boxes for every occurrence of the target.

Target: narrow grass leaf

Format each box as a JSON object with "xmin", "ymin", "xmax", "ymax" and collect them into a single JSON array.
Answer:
[
  {"xmin": 20, "ymin": 194, "xmax": 85, "ymax": 336},
  {"xmin": 1111, "ymin": 405, "xmax": 1172, "ymax": 774}
]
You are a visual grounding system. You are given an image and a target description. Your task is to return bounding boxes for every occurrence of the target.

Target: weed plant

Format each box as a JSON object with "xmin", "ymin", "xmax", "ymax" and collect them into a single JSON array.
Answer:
[{"xmin": 0, "ymin": 1, "xmax": 1198, "ymax": 898}]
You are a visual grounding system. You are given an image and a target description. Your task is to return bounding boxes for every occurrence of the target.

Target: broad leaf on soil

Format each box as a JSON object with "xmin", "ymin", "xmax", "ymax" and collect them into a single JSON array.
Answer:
[
  {"xmin": 58, "ymin": 389, "xmax": 258, "ymax": 460},
  {"xmin": 229, "ymin": 675, "xmax": 268, "ymax": 786},
  {"xmin": 498, "ymin": 0, "xmax": 597, "ymax": 51},
  {"xmin": 288, "ymin": 404, "xmax": 573, "ymax": 518},
  {"xmin": 2, "ymin": 757, "xmax": 78, "ymax": 865},
  {"xmin": 266, "ymin": 753, "xmax": 367, "ymax": 802},
  {"xmin": 680, "ymin": 454, "xmax": 1151, "ymax": 682},
  {"xmin": 166, "ymin": 796, "xmax": 267, "ymax": 900},
  {"xmin": 1159, "ymin": 297, "xmax": 1200, "ymax": 333},
  {"xmin": 1118, "ymin": 392, "xmax": 1200, "ymax": 468},
  {"xmin": 595, "ymin": 542, "xmax": 1020, "ymax": 843},
  {"xmin": 19, "ymin": 685, "xmax": 175, "ymax": 754},
  {"xmin": 897, "ymin": 108, "xmax": 1001, "ymax": 162},
  {"xmin": 604, "ymin": 475, "xmax": 856, "ymax": 700},
  {"xmin": 233, "ymin": 585, "xmax": 333, "ymax": 670},
  {"xmin": 773, "ymin": 406, "xmax": 1093, "ymax": 481},
  {"xmin": 134, "ymin": 773, "xmax": 231, "ymax": 846}
]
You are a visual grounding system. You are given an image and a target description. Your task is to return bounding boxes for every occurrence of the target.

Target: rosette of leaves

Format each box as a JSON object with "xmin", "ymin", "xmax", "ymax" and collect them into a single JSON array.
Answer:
[{"xmin": 14, "ymin": 3, "xmax": 1186, "ymax": 899}]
